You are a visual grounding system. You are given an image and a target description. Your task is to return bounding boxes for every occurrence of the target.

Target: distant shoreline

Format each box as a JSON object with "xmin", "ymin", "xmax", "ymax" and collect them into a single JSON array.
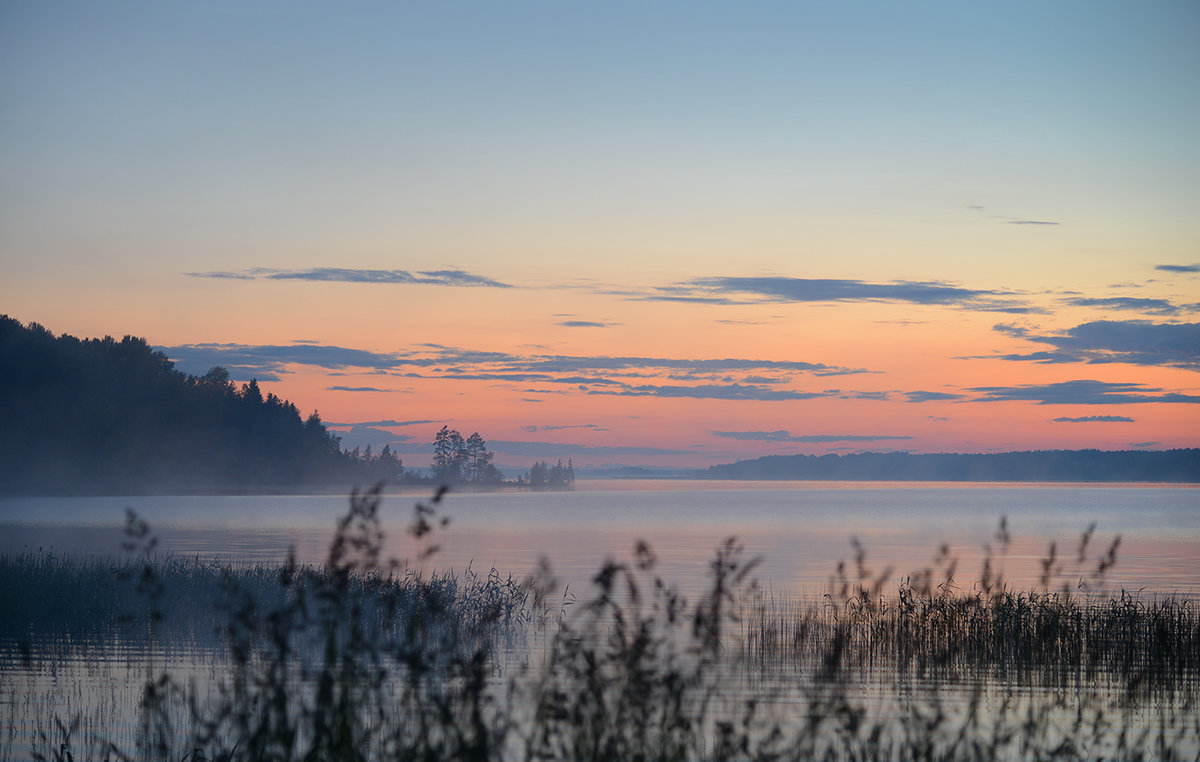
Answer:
[
  {"xmin": 688, "ymin": 448, "xmax": 1200, "ymax": 484},
  {"xmin": 4, "ymin": 465, "xmax": 1195, "ymax": 501}
]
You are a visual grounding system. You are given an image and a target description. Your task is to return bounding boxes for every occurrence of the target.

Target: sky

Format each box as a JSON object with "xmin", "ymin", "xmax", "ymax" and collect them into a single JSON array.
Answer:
[{"xmin": 2, "ymin": 0, "xmax": 1198, "ymax": 472}]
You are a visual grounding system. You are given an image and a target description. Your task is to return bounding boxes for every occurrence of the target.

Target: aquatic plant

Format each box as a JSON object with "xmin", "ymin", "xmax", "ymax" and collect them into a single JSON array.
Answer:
[{"xmin": 5, "ymin": 490, "xmax": 1199, "ymax": 761}]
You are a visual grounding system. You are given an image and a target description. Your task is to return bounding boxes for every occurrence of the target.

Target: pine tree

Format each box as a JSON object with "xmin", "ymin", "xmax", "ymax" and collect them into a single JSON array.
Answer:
[
  {"xmin": 432, "ymin": 426, "xmax": 467, "ymax": 483},
  {"xmin": 463, "ymin": 432, "xmax": 497, "ymax": 483}
]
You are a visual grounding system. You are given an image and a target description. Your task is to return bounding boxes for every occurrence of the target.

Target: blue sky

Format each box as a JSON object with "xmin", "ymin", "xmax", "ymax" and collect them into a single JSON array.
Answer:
[{"xmin": 2, "ymin": 1, "xmax": 1197, "ymax": 468}]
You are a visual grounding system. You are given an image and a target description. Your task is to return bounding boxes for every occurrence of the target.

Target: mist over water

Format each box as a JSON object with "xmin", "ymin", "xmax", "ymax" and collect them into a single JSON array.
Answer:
[
  {"xmin": 3, "ymin": 481, "xmax": 1198, "ymax": 760},
  {"xmin": 3, "ymin": 481, "xmax": 1197, "ymax": 597}
]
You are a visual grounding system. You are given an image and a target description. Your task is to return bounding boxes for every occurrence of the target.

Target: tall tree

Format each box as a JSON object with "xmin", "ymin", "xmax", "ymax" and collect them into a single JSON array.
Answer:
[
  {"xmin": 464, "ymin": 432, "xmax": 493, "ymax": 482},
  {"xmin": 432, "ymin": 425, "xmax": 467, "ymax": 484}
]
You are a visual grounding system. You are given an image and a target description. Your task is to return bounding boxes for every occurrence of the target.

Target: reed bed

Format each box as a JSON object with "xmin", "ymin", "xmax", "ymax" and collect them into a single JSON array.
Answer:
[
  {"xmin": 739, "ymin": 527, "xmax": 1200, "ymax": 695},
  {"xmin": 4, "ymin": 488, "xmax": 1198, "ymax": 761},
  {"xmin": 0, "ymin": 549, "xmax": 530, "ymax": 653}
]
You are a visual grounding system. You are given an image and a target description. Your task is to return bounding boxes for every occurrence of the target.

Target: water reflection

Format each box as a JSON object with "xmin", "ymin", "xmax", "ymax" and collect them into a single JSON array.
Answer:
[
  {"xmin": 2, "ymin": 481, "xmax": 1197, "ymax": 597},
  {"xmin": 2, "ymin": 481, "xmax": 1198, "ymax": 761}
]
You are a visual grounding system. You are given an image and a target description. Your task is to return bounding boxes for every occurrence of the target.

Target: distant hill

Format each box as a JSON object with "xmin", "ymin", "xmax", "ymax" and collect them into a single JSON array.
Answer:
[
  {"xmin": 700, "ymin": 450, "xmax": 1200, "ymax": 483},
  {"xmin": 0, "ymin": 316, "xmax": 402, "ymax": 494}
]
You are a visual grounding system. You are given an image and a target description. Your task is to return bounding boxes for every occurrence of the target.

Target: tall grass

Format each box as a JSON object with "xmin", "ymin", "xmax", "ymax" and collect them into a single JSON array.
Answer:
[
  {"xmin": 732, "ymin": 523, "xmax": 1199, "ymax": 760},
  {"xmin": 740, "ymin": 524, "xmax": 1199, "ymax": 691},
  {"xmin": 4, "ymin": 488, "xmax": 1198, "ymax": 761}
]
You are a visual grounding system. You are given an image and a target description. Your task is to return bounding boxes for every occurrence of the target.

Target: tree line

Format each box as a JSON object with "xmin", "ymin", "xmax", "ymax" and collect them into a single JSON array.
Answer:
[
  {"xmin": 426, "ymin": 427, "xmax": 576, "ymax": 490},
  {"xmin": 0, "ymin": 316, "xmax": 578, "ymax": 494},
  {"xmin": 701, "ymin": 450, "xmax": 1200, "ymax": 482},
  {"xmin": 518, "ymin": 459, "xmax": 576, "ymax": 491},
  {"xmin": 0, "ymin": 316, "xmax": 368, "ymax": 493}
]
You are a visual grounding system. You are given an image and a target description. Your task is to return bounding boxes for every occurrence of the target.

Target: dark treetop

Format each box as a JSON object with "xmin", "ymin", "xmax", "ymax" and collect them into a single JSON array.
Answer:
[
  {"xmin": 0, "ymin": 316, "xmax": 399, "ymax": 494},
  {"xmin": 700, "ymin": 449, "xmax": 1200, "ymax": 482}
]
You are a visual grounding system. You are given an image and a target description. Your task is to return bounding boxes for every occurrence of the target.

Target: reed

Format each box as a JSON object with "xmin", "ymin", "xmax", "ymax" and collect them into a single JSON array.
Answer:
[
  {"xmin": 737, "ymin": 521, "xmax": 1199, "ymax": 694},
  {"xmin": 5, "ymin": 490, "xmax": 1197, "ymax": 761}
]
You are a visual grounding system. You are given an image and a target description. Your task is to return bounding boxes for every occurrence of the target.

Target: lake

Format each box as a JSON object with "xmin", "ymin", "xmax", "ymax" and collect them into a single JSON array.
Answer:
[
  {"xmin": 2, "ymin": 480, "xmax": 1198, "ymax": 598},
  {"xmin": 2, "ymin": 480, "xmax": 1198, "ymax": 760}
]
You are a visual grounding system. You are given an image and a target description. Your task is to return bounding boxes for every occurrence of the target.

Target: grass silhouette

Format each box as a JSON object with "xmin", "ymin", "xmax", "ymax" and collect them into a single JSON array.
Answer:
[{"xmin": 3, "ymin": 487, "xmax": 1197, "ymax": 760}]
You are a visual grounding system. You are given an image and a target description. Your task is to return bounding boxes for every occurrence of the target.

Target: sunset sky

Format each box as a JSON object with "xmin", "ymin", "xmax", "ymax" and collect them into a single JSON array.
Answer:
[{"xmin": 2, "ymin": 1, "xmax": 1198, "ymax": 472}]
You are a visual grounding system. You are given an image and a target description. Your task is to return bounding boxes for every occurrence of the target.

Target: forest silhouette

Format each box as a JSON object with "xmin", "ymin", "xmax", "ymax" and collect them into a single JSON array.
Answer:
[
  {"xmin": 702, "ymin": 448, "xmax": 1200, "ymax": 482},
  {"xmin": 4, "ymin": 315, "xmax": 1195, "ymax": 494},
  {"xmin": 0, "ymin": 316, "xmax": 403, "ymax": 494}
]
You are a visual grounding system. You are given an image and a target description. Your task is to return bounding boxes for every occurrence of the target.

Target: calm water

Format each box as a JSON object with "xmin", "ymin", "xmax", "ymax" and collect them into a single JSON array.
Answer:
[
  {"xmin": 3, "ymin": 481, "xmax": 1198, "ymax": 759},
  {"xmin": 3, "ymin": 480, "xmax": 1198, "ymax": 597}
]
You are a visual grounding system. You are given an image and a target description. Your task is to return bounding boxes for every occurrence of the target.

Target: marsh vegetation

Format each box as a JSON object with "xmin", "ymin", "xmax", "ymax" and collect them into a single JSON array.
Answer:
[{"xmin": 2, "ymin": 488, "xmax": 1197, "ymax": 761}]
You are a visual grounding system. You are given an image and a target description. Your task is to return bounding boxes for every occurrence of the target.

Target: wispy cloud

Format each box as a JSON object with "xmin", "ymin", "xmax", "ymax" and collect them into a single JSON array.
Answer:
[
  {"xmin": 740, "ymin": 375, "xmax": 790, "ymax": 385},
  {"xmin": 187, "ymin": 270, "xmax": 256, "ymax": 280},
  {"xmin": 401, "ymin": 372, "xmax": 626, "ymax": 386},
  {"xmin": 558, "ymin": 320, "xmax": 609, "ymax": 328},
  {"xmin": 968, "ymin": 380, "xmax": 1200, "ymax": 405},
  {"xmin": 991, "ymin": 320, "xmax": 1200, "ymax": 370},
  {"xmin": 328, "ymin": 385, "xmax": 394, "ymax": 392},
  {"xmin": 992, "ymin": 323, "xmax": 1030, "ymax": 339},
  {"xmin": 161, "ymin": 342, "xmax": 872, "ymax": 401},
  {"xmin": 967, "ymin": 205, "xmax": 1060, "ymax": 227},
  {"xmin": 1061, "ymin": 296, "xmax": 1195, "ymax": 316},
  {"xmin": 186, "ymin": 267, "xmax": 511, "ymax": 288},
  {"xmin": 168, "ymin": 344, "xmax": 868, "ymax": 377},
  {"xmin": 903, "ymin": 390, "xmax": 968, "ymax": 402},
  {"xmin": 1051, "ymin": 415, "xmax": 1135, "ymax": 423},
  {"xmin": 712, "ymin": 430, "xmax": 913, "ymax": 443},
  {"xmin": 162, "ymin": 342, "xmax": 406, "ymax": 378},
  {"xmin": 648, "ymin": 276, "xmax": 1035, "ymax": 314},
  {"xmin": 488, "ymin": 440, "xmax": 697, "ymax": 457},
  {"xmin": 589, "ymin": 383, "xmax": 836, "ymax": 401},
  {"xmin": 636, "ymin": 293, "xmax": 745, "ymax": 305},
  {"xmin": 839, "ymin": 390, "xmax": 890, "ymax": 401},
  {"xmin": 964, "ymin": 204, "xmax": 1060, "ymax": 225},
  {"xmin": 692, "ymin": 277, "xmax": 991, "ymax": 304},
  {"xmin": 1156, "ymin": 263, "xmax": 1200, "ymax": 273},
  {"xmin": 523, "ymin": 423, "xmax": 606, "ymax": 433}
]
